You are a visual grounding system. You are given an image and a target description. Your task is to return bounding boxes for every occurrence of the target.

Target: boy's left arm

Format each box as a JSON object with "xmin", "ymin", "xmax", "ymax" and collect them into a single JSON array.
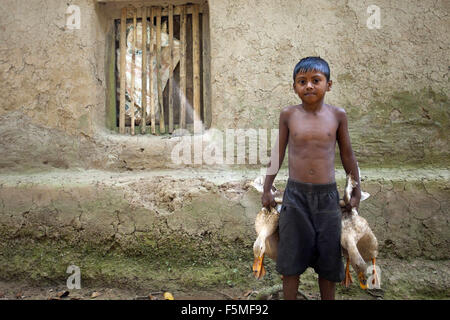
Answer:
[{"xmin": 336, "ymin": 108, "xmax": 361, "ymax": 210}]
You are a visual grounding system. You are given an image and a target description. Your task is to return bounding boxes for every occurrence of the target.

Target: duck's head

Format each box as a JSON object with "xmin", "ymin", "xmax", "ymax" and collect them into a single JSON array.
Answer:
[
  {"xmin": 253, "ymin": 235, "xmax": 266, "ymax": 257},
  {"xmin": 358, "ymin": 272, "xmax": 368, "ymax": 290},
  {"xmin": 252, "ymin": 237, "xmax": 266, "ymax": 279}
]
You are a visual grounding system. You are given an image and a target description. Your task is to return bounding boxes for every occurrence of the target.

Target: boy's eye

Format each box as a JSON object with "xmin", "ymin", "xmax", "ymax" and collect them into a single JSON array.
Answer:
[
  {"xmin": 298, "ymin": 80, "xmax": 306, "ymax": 84},
  {"xmin": 313, "ymin": 79, "xmax": 320, "ymax": 83}
]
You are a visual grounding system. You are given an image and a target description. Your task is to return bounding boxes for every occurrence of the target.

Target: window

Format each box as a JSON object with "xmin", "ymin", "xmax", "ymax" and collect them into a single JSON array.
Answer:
[{"xmin": 105, "ymin": 1, "xmax": 211, "ymax": 135}]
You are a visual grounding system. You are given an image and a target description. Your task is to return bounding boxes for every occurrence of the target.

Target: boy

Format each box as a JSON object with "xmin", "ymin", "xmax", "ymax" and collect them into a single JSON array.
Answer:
[{"xmin": 261, "ymin": 57, "xmax": 361, "ymax": 300}]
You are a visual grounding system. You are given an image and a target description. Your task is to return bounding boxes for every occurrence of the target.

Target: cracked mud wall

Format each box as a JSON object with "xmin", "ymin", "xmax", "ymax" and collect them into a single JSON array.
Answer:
[
  {"xmin": 0, "ymin": 0, "xmax": 110, "ymax": 172},
  {"xmin": 0, "ymin": 0, "xmax": 449, "ymax": 172},
  {"xmin": 0, "ymin": 0, "xmax": 202, "ymax": 172},
  {"xmin": 0, "ymin": 171, "xmax": 448, "ymax": 259},
  {"xmin": 208, "ymin": 0, "xmax": 450, "ymax": 166},
  {"xmin": 0, "ymin": 0, "xmax": 105, "ymax": 133},
  {"xmin": 0, "ymin": 171, "xmax": 448, "ymax": 293}
]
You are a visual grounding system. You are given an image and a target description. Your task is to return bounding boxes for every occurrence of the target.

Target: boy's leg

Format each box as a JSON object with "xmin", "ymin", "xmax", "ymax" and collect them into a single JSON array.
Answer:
[
  {"xmin": 318, "ymin": 276, "xmax": 336, "ymax": 300},
  {"xmin": 282, "ymin": 275, "xmax": 300, "ymax": 300},
  {"xmin": 312, "ymin": 186, "xmax": 345, "ymax": 300}
]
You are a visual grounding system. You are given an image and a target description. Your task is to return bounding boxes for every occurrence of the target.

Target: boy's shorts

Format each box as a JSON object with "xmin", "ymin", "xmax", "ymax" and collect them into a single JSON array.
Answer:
[{"xmin": 276, "ymin": 178, "xmax": 345, "ymax": 282}]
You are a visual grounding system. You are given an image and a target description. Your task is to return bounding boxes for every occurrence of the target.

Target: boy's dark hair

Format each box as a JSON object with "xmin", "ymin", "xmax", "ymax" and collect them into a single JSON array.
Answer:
[{"xmin": 293, "ymin": 56, "xmax": 330, "ymax": 82}]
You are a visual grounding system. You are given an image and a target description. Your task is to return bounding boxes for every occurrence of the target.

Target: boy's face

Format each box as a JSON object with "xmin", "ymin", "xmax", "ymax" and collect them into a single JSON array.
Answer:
[{"xmin": 293, "ymin": 70, "xmax": 332, "ymax": 104}]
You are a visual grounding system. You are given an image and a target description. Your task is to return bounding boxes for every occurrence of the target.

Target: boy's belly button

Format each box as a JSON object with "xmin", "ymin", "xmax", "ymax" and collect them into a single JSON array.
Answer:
[{"xmin": 309, "ymin": 169, "xmax": 315, "ymax": 175}]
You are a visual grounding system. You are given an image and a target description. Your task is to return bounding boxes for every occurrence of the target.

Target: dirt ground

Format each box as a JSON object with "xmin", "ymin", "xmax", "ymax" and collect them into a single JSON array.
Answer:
[
  {"xmin": 0, "ymin": 256, "xmax": 448, "ymax": 300},
  {"xmin": 0, "ymin": 280, "xmax": 241, "ymax": 300},
  {"xmin": 0, "ymin": 279, "xmax": 364, "ymax": 300}
]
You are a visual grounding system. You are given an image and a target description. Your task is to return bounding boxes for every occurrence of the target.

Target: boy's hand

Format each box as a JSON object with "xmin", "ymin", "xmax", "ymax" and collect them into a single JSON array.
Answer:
[
  {"xmin": 349, "ymin": 189, "xmax": 361, "ymax": 211},
  {"xmin": 261, "ymin": 191, "xmax": 276, "ymax": 209},
  {"xmin": 349, "ymin": 196, "xmax": 360, "ymax": 211}
]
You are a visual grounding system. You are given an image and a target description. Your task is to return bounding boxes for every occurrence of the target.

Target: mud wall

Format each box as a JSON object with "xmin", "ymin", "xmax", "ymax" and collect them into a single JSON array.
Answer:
[
  {"xmin": 0, "ymin": 0, "xmax": 448, "ymax": 172},
  {"xmin": 208, "ymin": 0, "xmax": 449, "ymax": 166},
  {"xmin": 0, "ymin": 170, "xmax": 448, "ymax": 260},
  {"xmin": 0, "ymin": 170, "xmax": 448, "ymax": 293}
]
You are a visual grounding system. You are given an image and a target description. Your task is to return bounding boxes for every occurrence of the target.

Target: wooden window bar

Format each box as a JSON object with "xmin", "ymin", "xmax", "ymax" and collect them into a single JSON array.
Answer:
[{"xmin": 116, "ymin": 4, "xmax": 209, "ymax": 135}]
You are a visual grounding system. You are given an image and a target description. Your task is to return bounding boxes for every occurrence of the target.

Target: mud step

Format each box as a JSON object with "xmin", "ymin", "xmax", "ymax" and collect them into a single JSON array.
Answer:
[{"xmin": 0, "ymin": 167, "xmax": 448, "ymax": 295}]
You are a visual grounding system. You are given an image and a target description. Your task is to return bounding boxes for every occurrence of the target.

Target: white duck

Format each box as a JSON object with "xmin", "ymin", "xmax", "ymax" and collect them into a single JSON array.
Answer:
[
  {"xmin": 340, "ymin": 173, "xmax": 380, "ymax": 289},
  {"xmin": 251, "ymin": 176, "xmax": 282, "ymax": 279}
]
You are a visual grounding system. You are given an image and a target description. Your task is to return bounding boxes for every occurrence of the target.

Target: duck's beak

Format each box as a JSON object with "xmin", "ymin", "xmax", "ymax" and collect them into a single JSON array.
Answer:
[
  {"xmin": 358, "ymin": 272, "xmax": 368, "ymax": 290},
  {"xmin": 252, "ymin": 255, "xmax": 266, "ymax": 279}
]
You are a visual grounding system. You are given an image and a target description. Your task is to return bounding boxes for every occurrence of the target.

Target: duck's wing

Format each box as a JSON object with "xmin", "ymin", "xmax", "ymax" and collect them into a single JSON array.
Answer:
[
  {"xmin": 261, "ymin": 207, "xmax": 279, "ymax": 234},
  {"xmin": 357, "ymin": 227, "xmax": 378, "ymax": 261},
  {"xmin": 264, "ymin": 231, "xmax": 279, "ymax": 261},
  {"xmin": 254, "ymin": 207, "xmax": 267, "ymax": 234}
]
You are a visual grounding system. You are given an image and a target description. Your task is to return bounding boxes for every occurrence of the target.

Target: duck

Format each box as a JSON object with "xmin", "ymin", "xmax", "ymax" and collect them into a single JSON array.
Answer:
[
  {"xmin": 340, "ymin": 172, "xmax": 380, "ymax": 289},
  {"xmin": 251, "ymin": 176, "xmax": 283, "ymax": 279}
]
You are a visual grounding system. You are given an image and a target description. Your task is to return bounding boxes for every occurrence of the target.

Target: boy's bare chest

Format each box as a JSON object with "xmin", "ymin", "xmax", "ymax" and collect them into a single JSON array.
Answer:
[{"xmin": 288, "ymin": 115, "xmax": 338, "ymax": 144}]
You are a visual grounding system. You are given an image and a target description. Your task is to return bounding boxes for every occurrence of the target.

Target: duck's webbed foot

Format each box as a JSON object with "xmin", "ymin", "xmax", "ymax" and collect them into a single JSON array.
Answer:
[
  {"xmin": 341, "ymin": 258, "xmax": 353, "ymax": 288},
  {"xmin": 252, "ymin": 255, "xmax": 266, "ymax": 279},
  {"xmin": 369, "ymin": 258, "xmax": 381, "ymax": 289}
]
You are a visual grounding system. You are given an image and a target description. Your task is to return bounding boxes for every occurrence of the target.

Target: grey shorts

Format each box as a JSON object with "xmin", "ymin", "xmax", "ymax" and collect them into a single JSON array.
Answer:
[{"xmin": 276, "ymin": 178, "xmax": 345, "ymax": 282}]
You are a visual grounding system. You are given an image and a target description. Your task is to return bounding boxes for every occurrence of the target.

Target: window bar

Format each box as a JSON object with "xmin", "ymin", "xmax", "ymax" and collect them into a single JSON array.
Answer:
[
  {"xmin": 149, "ymin": 7, "xmax": 156, "ymax": 134},
  {"xmin": 179, "ymin": 5, "xmax": 186, "ymax": 130},
  {"xmin": 202, "ymin": 2, "xmax": 210, "ymax": 129},
  {"xmin": 162, "ymin": 5, "xmax": 202, "ymax": 16},
  {"xmin": 117, "ymin": 4, "xmax": 205, "ymax": 135},
  {"xmin": 192, "ymin": 4, "xmax": 201, "ymax": 133},
  {"xmin": 156, "ymin": 6, "xmax": 165, "ymax": 134},
  {"xmin": 140, "ymin": 6, "xmax": 148, "ymax": 134},
  {"xmin": 168, "ymin": 4, "xmax": 174, "ymax": 133},
  {"xmin": 130, "ymin": 7, "xmax": 137, "ymax": 135},
  {"xmin": 119, "ymin": 7, "xmax": 127, "ymax": 134}
]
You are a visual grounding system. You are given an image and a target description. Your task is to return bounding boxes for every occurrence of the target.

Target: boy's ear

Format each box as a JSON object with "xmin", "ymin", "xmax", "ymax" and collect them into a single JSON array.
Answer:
[{"xmin": 327, "ymin": 79, "xmax": 333, "ymax": 91}]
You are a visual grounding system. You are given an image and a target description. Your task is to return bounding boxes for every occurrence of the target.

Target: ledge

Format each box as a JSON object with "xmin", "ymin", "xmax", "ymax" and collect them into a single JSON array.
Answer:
[{"xmin": 0, "ymin": 167, "xmax": 448, "ymax": 293}]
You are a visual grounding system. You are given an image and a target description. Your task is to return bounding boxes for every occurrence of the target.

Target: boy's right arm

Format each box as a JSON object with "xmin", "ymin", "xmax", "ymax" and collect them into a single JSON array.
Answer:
[{"xmin": 262, "ymin": 107, "xmax": 289, "ymax": 208}]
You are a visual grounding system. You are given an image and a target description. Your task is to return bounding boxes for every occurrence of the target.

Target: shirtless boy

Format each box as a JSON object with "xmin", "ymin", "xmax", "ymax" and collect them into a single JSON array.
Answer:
[{"xmin": 262, "ymin": 56, "xmax": 361, "ymax": 300}]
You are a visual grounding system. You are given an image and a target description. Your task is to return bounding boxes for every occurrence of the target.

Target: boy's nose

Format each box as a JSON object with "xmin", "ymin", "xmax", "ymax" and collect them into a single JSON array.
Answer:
[{"xmin": 306, "ymin": 82, "xmax": 314, "ymax": 89}]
